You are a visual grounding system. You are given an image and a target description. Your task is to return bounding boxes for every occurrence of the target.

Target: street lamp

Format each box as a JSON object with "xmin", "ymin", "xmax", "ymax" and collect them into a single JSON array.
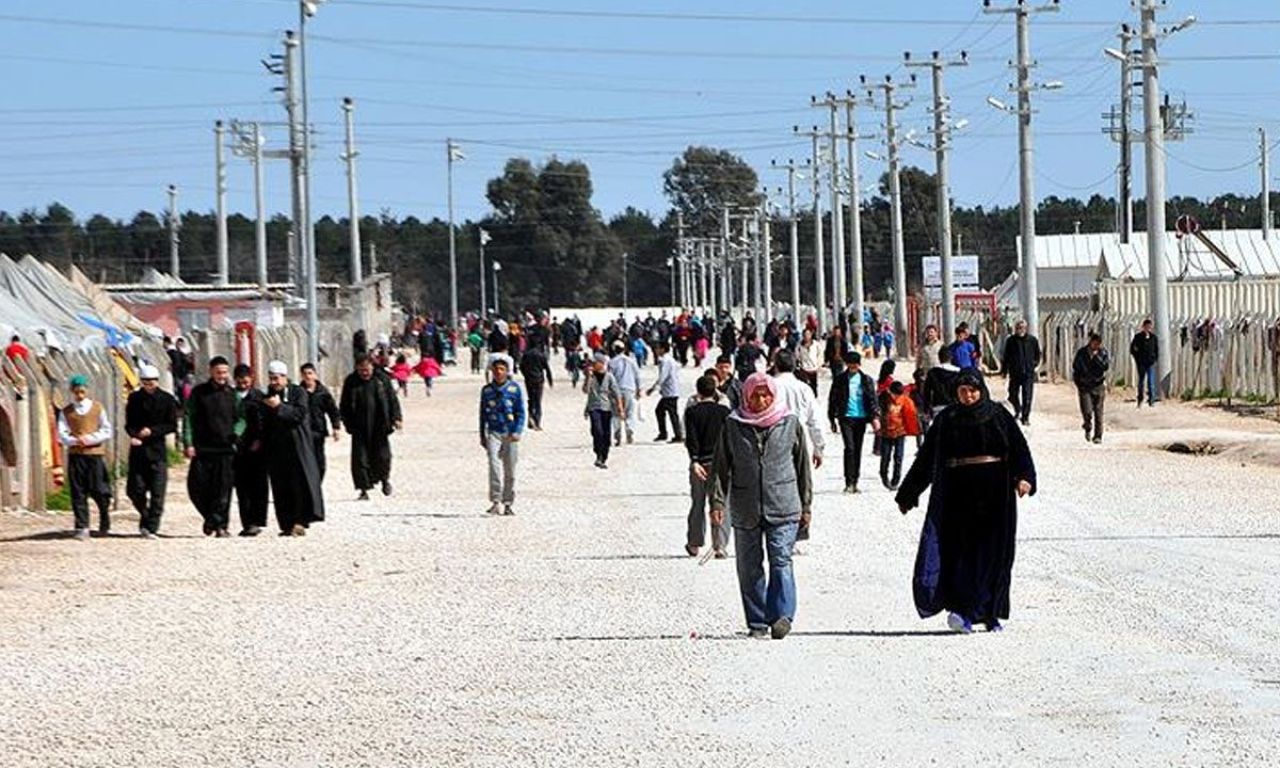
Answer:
[
  {"xmin": 298, "ymin": 0, "xmax": 326, "ymax": 363},
  {"xmin": 492, "ymin": 260, "xmax": 502, "ymax": 316},
  {"xmin": 666, "ymin": 257, "xmax": 676, "ymax": 308},
  {"xmin": 447, "ymin": 139, "xmax": 465, "ymax": 331}
]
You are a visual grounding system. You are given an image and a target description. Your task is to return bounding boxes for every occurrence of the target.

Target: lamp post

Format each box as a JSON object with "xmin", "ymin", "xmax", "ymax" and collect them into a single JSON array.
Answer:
[
  {"xmin": 298, "ymin": 0, "xmax": 326, "ymax": 363},
  {"xmin": 492, "ymin": 261, "xmax": 502, "ymax": 316}
]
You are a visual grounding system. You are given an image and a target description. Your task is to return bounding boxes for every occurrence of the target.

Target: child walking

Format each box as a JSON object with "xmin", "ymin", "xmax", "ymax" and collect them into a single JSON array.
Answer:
[
  {"xmin": 415, "ymin": 354, "xmax": 441, "ymax": 396},
  {"xmin": 877, "ymin": 380, "xmax": 918, "ymax": 490},
  {"xmin": 390, "ymin": 354, "xmax": 412, "ymax": 397}
]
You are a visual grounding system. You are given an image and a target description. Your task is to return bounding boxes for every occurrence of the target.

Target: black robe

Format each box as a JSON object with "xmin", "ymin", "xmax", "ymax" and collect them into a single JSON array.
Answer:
[
  {"xmin": 895, "ymin": 400, "xmax": 1036, "ymax": 624},
  {"xmin": 262, "ymin": 383, "xmax": 325, "ymax": 529},
  {"xmin": 339, "ymin": 370, "xmax": 402, "ymax": 490}
]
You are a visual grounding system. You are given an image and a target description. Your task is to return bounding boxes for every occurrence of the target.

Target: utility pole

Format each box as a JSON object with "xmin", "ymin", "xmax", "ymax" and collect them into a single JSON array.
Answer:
[
  {"xmin": 676, "ymin": 211, "xmax": 686, "ymax": 309},
  {"xmin": 1262, "ymin": 128, "xmax": 1271, "ymax": 240},
  {"xmin": 622, "ymin": 251, "xmax": 629, "ymax": 311},
  {"xmin": 773, "ymin": 160, "xmax": 802, "ymax": 321},
  {"xmin": 369, "ymin": 241, "xmax": 378, "ymax": 274},
  {"xmin": 1136, "ymin": 1, "xmax": 1194, "ymax": 397},
  {"xmin": 800, "ymin": 126, "xmax": 827, "ymax": 333},
  {"xmin": 720, "ymin": 207, "xmax": 731, "ymax": 316},
  {"xmin": 814, "ymin": 95, "xmax": 846, "ymax": 318},
  {"xmin": 985, "ymin": 0, "xmax": 1058, "ymax": 340},
  {"xmin": 298, "ymin": 1, "xmax": 323, "ymax": 364},
  {"xmin": 231, "ymin": 120, "xmax": 269, "ymax": 290},
  {"xmin": 492, "ymin": 261, "xmax": 501, "ymax": 315},
  {"xmin": 166, "ymin": 184, "xmax": 180, "ymax": 280},
  {"xmin": 269, "ymin": 32, "xmax": 304, "ymax": 296},
  {"xmin": 865, "ymin": 74, "xmax": 914, "ymax": 350},
  {"xmin": 479, "ymin": 228, "xmax": 490, "ymax": 316},
  {"xmin": 342, "ymin": 97, "xmax": 363, "ymax": 284},
  {"xmin": 843, "ymin": 93, "xmax": 868, "ymax": 329},
  {"xmin": 1105, "ymin": 24, "xmax": 1138, "ymax": 243},
  {"xmin": 214, "ymin": 120, "xmax": 228, "ymax": 287},
  {"xmin": 762, "ymin": 204, "xmax": 773, "ymax": 320},
  {"xmin": 907, "ymin": 50, "xmax": 969, "ymax": 345},
  {"xmin": 446, "ymin": 139, "xmax": 462, "ymax": 329},
  {"xmin": 739, "ymin": 215, "xmax": 750, "ymax": 318}
]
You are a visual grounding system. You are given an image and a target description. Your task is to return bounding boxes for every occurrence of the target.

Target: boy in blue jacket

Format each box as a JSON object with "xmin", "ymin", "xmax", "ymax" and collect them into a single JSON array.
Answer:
[{"xmin": 480, "ymin": 357, "xmax": 526, "ymax": 516}]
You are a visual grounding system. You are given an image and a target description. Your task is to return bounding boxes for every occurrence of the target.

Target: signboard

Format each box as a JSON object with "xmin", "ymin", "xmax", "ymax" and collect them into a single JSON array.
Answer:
[{"xmin": 922, "ymin": 255, "xmax": 980, "ymax": 300}]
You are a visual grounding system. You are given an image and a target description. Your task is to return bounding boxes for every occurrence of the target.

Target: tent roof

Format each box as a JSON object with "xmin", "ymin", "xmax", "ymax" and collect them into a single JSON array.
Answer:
[{"xmin": 1018, "ymin": 230, "xmax": 1280, "ymax": 281}]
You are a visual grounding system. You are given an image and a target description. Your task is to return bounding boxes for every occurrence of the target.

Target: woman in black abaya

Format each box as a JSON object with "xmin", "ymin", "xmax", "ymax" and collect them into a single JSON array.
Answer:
[{"xmin": 895, "ymin": 370, "xmax": 1036, "ymax": 633}]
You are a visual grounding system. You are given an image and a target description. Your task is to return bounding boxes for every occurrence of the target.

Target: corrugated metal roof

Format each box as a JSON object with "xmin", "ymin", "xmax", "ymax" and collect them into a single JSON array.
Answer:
[{"xmin": 1017, "ymin": 229, "xmax": 1280, "ymax": 280}]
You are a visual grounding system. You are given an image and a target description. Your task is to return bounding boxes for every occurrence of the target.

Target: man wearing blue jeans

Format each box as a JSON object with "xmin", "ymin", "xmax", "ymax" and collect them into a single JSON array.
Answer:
[{"xmin": 1130, "ymin": 319, "xmax": 1159, "ymax": 407}]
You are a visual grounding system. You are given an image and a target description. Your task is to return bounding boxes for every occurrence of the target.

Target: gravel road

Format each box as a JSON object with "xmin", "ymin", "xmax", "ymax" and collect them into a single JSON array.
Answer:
[{"xmin": 2, "ymin": 361, "xmax": 1277, "ymax": 767}]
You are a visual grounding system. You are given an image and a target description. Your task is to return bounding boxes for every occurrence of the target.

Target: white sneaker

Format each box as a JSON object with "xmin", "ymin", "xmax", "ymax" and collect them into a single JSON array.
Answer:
[{"xmin": 946, "ymin": 612, "xmax": 973, "ymax": 634}]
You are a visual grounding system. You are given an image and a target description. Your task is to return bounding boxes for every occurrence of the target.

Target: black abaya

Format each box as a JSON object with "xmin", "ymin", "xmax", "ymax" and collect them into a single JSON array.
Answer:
[
  {"xmin": 339, "ymin": 370, "xmax": 401, "ymax": 491},
  {"xmin": 895, "ymin": 399, "xmax": 1036, "ymax": 624}
]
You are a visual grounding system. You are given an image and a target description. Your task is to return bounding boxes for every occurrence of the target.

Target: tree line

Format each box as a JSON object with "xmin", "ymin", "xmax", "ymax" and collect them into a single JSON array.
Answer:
[{"xmin": 2, "ymin": 145, "xmax": 1272, "ymax": 317}]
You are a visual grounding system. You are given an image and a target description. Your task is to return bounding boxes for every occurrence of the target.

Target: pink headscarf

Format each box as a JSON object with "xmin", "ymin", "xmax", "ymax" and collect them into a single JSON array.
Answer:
[{"xmin": 731, "ymin": 372, "xmax": 792, "ymax": 429}]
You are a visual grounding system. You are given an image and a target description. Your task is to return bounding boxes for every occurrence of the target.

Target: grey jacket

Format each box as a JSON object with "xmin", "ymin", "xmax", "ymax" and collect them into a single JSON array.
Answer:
[
  {"xmin": 583, "ymin": 371, "xmax": 622, "ymax": 415},
  {"xmin": 710, "ymin": 414, "xmax": 813, "ymax": 529}
]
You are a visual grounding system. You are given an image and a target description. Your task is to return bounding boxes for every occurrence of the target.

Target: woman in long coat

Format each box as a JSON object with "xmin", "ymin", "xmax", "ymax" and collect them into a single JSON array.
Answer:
[{"xmin": 895, "ymin": 370, "xmax": 1036, "ymax": 633}]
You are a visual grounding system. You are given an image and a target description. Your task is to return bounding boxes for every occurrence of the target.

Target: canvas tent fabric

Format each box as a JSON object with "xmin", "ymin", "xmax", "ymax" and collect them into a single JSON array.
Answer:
[
  {"xmin": 1019, "ymin": 230, "xmax": 1280, "ymax": 283},
  {"xmin": 0, "ymin": 254, "xmax": 154, "ymax": 351}
]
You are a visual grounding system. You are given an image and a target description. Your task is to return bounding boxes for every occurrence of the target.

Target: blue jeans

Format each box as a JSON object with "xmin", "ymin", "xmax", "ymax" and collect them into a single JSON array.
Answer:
[
  {"xmin": 734, "ymin": 521, "xmax": 799, "ymax": 630},
  {"xmin": 1137, "ymin": 364, "xmax": 1159, "ymax": 404}
]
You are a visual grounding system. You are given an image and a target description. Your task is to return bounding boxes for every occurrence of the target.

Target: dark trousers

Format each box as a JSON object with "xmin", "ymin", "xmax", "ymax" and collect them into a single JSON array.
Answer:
[
  {"xmin": 69, "ymin": 453, "xmax": 111, "ymax": 531},
  {"xmin": 590, "ymin": 409, "xmax": 613, "ymax": 462},
  {"xmin": 234, "ymin": 449, "xmax": 269, "ymax": 530},
  {"xmin": 1078, "ymin": 385, "xmax": 1106, "ymax": 439},
  {"xmin": 312, "ymin": 437, "xmax": 328, "ymax": 481},
  {"xmin": 188, "ymin": 453, "xmax": 235, "ymax": 532},
  {"xmin": 878, "ymin": 436, "xmax": 905, "ymax": 485},
  {"xmin": 656, "ymin": 396, "xmax": 683, "ymax": 439},
  {"xmin": 687, "ymin": 464, "xmax": 729, "ymax": 551},
  {"xmin": 126, "ymin": 451, "xmax": 167, "ymax": 533},
  {"xmin": 527, "ymin": 382, "xmax": 544, "ymax": 428},
  {"xmin": 838, "ymin": 417, "xmax": 870, "ymax": 486},
  {"xmin": 1008, "ymin": 375, "xmax": 1035, "ymax": 422}
]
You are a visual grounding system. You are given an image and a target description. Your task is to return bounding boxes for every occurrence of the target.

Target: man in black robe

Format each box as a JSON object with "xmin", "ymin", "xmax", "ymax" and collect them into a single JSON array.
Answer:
[
  {"xmin": 896, "ymin": 370, "xmax": 1036, "ymax": 634},
  {"xmin": 233, "ymin": 364, "xmax": 269, "ymax": 537},
  {"xmin": 184, "ymin": 356, "xmax": 244, "ymax": 537},
  {"xmin": 125, "ymin": 364, "xmax": 178, "ymax": 538},
  {"xmin": 300, "ymin": 362, "xmax": 341, "ymax": 480},
  {"xmin": 262, "ymin": 360, "xmax": 324, "ymax": 536},
  {"xmin": 340, "ymin": 355, "xmax": 402, "ymax": 500},
  {"xmin": 518, "ymin": 345, "xmax": 553, "ymax": 430}
]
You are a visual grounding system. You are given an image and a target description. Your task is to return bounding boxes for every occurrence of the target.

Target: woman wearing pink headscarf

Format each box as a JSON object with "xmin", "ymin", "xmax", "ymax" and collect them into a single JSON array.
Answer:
[{"xmin": 710, "ymin": 372, "xmax": 813, "ymax": 640}]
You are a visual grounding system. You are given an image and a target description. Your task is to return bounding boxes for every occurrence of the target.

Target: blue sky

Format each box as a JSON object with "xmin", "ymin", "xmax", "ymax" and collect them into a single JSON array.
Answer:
[{"xmin": 3, "ymin": 0, "xmax": 1280, "ymax": 226}]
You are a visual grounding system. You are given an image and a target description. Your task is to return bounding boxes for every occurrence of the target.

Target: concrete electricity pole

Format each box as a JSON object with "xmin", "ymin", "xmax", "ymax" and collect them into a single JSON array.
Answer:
[
  {"xmin": 907, "ymin": 50, "xmax": 969, "ymax": 343},
  {"xmin": 814, "ymin": 95, "xmax": 846, "ymax": 317},
  {"xmin": 799, "ymin": 127, "xmax": 827, "ymax": 333},
  {"xmin": 298, "ymin": 1, "xmax": 324, "ymax": 364},
  {"xmin": 985, "ymin": 0, "xmax": 1060, "ymax": 340},
  {"xmin": 843, "ymin": 93, "xmax": 869, "ymax": 329},
  {"xmin": 446, "ymin": 139, "xmax": 463, "ymax": 329},
  {"xmin": 774, "ymin": 161, "xmax": 801, "ymax": 321},
  {"xmin": 268, "ymin": 32, "xmax": 304, "ymax": 295},
  {"xmin": 342, "ymin": 97, "xmax": 363, "ymax": 284},
  {"xmin": 761, "ymin": 204, "xmax": 773, "ymax": 320},
  {"xmin": 231, "ymin": 120, "xmax": 269, "ymax": 290},
  {"xmin": 865, "ymin": 74, "xmax": 914, "ymax": 349},
  {"xmin": 214, "ymin": 120, "xmax": 229, "ymax": 287},
  {"xmin": 622, "ymin": 251, "xmax": 629, "ymax": 311},
  {"xmin": 479, "ymin": 228, "xmax": 490, "ymax": 316},
  {"xmin": 1105, "ymin": 24, "xmax": 1138, "ymax": 243},
  {"xmin": 1262, "ymin": 128, "xmax": 1272, "ymax": 240},
  {"xmin": 166, "ymin": 184, "xmax": 180, "ymax": 279},
  {"xmin": 720, "ymin": 207, "xmax": 732, "ymax": 314},
  {"xmin": 676, "ymin": 212, "xmax": 686, "ymax": 309},
  {"xmin": 1136, "ymin": 2, "xmax": 1195, "ymax": 396}
]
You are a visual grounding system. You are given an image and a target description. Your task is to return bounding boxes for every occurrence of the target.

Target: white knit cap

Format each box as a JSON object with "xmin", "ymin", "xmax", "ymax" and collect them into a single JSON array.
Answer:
[
  {"xmin": 267, "ymin": 360, "xmax": 288, "ymax": 376},
  {"xmin": 139, "ymin": 364, "xmax": 161, "ymax": 380}
]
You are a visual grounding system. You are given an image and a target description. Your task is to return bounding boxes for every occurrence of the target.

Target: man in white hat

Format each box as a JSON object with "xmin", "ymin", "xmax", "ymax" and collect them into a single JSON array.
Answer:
[
  {"xmin": 125, "ymin": 364, "xmax": 179, "ymax": 537},
  {"xmin": 262, "ymin": 360, "xmax": 324, "ymax": 536}
]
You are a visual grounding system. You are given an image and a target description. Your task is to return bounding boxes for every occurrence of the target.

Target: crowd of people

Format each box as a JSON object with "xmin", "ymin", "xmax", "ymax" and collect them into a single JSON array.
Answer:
[
  {"xmin": 458, "ymin": 306, "xmax": 1053, "ymax": 640},
  {"xmin": 59, "ymin": 303, "xmax": 1185, "ymax": 640}
]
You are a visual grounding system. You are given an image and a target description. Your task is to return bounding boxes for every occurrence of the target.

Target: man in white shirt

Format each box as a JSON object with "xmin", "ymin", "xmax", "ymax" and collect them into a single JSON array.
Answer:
[
  {"xmin": 771, "ymin": 350, "xmax": 825, "ymax": 469},
  {"xmin": 606, "ymin": 341, "xmax": 642, "ymax": 446}
]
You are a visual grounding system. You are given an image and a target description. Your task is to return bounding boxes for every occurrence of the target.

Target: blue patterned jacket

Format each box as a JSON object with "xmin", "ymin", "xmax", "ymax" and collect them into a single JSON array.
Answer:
[{"xmin": 480, "ymin": 379, "xmax": 526, "ymax": 438}]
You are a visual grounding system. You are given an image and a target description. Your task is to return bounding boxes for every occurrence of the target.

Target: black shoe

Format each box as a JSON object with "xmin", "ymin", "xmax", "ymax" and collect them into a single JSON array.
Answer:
[
  {"xmin": 653, "ymin": 435, "xmax": 668, "ymax": 442},
  {"xmin": 358, "ymin": 490, "xmax": 370, "ymax": 500},
  {"xmin": 98, "ymin": 514, "xmax": 111, "ymax": 535},
  {"xmin": 381, "ymin": 479, "xmax": 393, "ymax": 496},
  {"xmin": 239, "ymin": 526, "xmax": 262, "ymax": 537},
  {"xmin": 747, "ymin": 627, "xmax": 770, "ymax": 639},
  {"xmin": 1092, "ymin": 436, "xmax": 1102, "ymax": 444},
  {"xmin": 843, "ymin": 483, "xmax": 859, "ymax": 494},
  {"xmin": 669, "ymin": 436, "xmax": 683, "ymax": 444},
  {"xmin": 770, "ymin": 617, "xmax": 792, "ymax": 640},
  {"xmin": 614, "ymin": 436, "xmax": 621, "ymax": 447},
  {"xmin": 881, "ymin": 475, "xmax": 892, "ymax": 490}
]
